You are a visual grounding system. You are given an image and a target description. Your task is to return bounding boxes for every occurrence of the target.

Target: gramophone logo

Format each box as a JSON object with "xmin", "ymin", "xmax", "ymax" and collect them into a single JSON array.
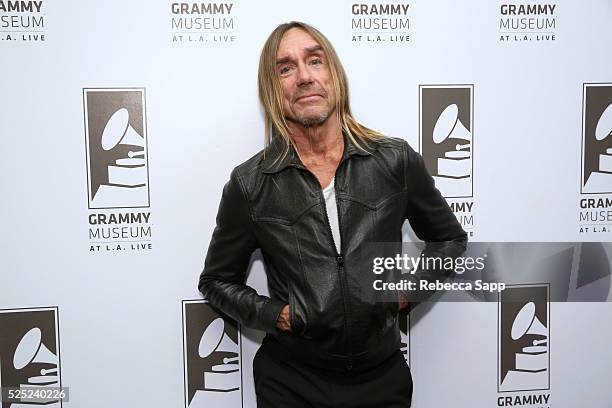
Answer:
[
  {"xmin": 182, "ymin": 300, "xmax": 242, "ymax": 408},
  {"xmin": 84, "ymin": 88, "xmax": 150, "ymax": 209},
  {"xmin": 581, "ymin": 84, "xmax": 612, "ymax": 194},
  {"xmin": 498, "ymin": 284, "xmax": 549, "ymax": 393},
  {"xmin": 0, "ymin": 307, "xmax": 62, "ymax": 408},
  {"xmin": 420, "ymin": 85, "xmax": 474, "ymax": 198}
]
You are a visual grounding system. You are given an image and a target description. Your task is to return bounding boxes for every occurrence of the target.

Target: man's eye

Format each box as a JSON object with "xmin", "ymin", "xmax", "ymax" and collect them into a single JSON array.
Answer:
[
  {"xmin": 309, "ymin": 58, "xmax": 323, "ymax": 66},
  {"xmin": 279, "ymin": 65, "xmax": 293, "ymax": 75}
]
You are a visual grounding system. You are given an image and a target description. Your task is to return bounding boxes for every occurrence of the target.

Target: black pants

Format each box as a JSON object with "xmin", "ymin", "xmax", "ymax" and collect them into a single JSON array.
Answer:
[{"xmin": 253, "ymin": 338, "xmax": 413, "ymax": 408}]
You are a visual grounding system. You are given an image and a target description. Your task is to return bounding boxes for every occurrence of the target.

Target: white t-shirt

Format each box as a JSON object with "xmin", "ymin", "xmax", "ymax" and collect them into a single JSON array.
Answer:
[{"xmin": 322, "ymin": 177, "xmax": 341, "ymax": 254}]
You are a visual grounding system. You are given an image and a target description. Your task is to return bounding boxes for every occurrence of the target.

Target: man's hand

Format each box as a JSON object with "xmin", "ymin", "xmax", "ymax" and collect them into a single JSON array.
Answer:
[{"xmin": 276, "ymin": 304, "xmax": 291, "ymax": 331}]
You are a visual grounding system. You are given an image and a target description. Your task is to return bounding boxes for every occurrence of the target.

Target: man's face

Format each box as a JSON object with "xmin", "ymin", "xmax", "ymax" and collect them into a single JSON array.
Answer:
[{"xmin": 275, "ymin": 28, "xmax": 336, "ymax": 127}]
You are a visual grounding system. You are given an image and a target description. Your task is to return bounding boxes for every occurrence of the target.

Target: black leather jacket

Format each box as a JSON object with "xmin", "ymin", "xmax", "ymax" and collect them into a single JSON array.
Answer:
[{"xmin": 199, "ymin": 135, "xmax": 467, "ymax": 372}]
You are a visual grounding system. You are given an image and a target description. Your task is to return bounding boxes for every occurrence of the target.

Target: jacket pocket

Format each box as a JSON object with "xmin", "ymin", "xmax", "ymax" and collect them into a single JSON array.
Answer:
[{"xmin": 289, "ymin": 286, "xmax": 308, "ymax": 337}]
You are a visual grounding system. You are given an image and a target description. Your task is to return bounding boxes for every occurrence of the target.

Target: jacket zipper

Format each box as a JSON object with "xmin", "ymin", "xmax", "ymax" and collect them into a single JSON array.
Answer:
[
  {"xmin": 303, "ymin": 165, "xmax": 354, "ymax": 370},
  {"xmin": 331, "ymin": 188, "xmax": 355, "ymax": 370}
]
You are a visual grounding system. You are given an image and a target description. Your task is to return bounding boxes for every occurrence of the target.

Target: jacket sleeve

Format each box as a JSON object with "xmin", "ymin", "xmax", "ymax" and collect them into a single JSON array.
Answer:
[
  {"xmin": 400, "ymin": 141, "xmax": 468, "ymax": 302},
  {"xmin": 198, "ymin": 169, "xmax": 286, "ymax": 332}
]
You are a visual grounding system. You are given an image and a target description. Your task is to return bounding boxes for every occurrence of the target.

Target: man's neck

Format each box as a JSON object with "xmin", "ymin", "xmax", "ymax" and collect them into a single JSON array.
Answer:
[
  {"xmin": 288, "ymin": 115, "xmax": 344, "ymax": 167},
  {"xmin": 287, "ymin": 115, "xmax": 344, "ymax": 188}
]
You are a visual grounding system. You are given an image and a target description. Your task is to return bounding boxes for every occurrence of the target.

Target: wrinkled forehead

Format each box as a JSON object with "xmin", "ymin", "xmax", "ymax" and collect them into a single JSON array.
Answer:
[{"xmin": 276, "ymin": 28, "xmax": 323, "ymax": 61}]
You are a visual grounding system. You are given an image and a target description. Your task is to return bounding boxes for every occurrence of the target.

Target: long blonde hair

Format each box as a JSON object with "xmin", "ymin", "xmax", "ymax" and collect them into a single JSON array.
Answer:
[{"xmin": 258, "ymin": 21, "xmax": 384, "ymax": 158}]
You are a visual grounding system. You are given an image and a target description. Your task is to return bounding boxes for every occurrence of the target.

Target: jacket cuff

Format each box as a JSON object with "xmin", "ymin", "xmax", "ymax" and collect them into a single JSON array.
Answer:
[{"xmin": 259, "ymin": 298, "xmax": 287, "ymax": 332}]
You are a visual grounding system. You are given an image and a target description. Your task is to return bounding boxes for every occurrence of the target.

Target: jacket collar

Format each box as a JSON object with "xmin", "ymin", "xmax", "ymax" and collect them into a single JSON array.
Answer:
[{"xmin": 261, "ymin": 132, "xmax": 373, "ymax": 174}]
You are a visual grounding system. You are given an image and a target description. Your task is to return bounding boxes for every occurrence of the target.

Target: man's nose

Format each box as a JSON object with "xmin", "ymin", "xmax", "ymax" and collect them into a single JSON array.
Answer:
[{"xmin": 296, "ymin": 63, "xmax": 314, "ymax": 87}]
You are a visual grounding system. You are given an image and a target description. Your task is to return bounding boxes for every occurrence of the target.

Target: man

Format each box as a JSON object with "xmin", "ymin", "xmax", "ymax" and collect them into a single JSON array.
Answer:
[{"xmin": 199, "ymin": 21, "xmax": 467, "ymax": 407}]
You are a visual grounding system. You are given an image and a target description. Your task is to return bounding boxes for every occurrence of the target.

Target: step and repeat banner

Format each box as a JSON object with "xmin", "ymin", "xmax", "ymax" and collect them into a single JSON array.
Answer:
[{"xmin": 1, "ymin": 0, "xmax": 611, "ymax": 407}]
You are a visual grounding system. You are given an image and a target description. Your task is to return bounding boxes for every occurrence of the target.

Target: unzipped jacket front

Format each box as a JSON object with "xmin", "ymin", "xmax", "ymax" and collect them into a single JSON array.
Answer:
[{"xmin": 198, "ymin": 134, "xmax": 467, "ymax": 372}]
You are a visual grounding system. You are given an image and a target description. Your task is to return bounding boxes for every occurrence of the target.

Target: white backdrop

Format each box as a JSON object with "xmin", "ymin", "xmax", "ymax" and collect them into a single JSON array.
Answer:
[{"xmin": 1, "ymin": 0, "xmax": 611, "ymax": 407}]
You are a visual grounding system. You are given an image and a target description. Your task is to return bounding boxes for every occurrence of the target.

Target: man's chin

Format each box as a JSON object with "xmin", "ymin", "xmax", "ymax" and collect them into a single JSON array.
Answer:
[
  {"xmin": 297, "ymin": 114, "xmax": 330, "ymax": 127},
  {"xmin": 291, "ymin": 108, "xmax": 333, "ymax": 127}
]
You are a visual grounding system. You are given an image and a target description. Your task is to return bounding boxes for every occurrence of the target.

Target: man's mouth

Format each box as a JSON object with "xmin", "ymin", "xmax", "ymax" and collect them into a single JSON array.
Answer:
[{"xmin": 295, "ymin": 93, "xmax": 323, "ymax": 102}]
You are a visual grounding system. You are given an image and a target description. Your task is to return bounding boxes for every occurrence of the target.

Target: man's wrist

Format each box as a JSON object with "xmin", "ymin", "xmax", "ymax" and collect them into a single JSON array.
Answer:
[{"xmin": 260, "ymin": 298, "xmax": 287, "ymax": 332}]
